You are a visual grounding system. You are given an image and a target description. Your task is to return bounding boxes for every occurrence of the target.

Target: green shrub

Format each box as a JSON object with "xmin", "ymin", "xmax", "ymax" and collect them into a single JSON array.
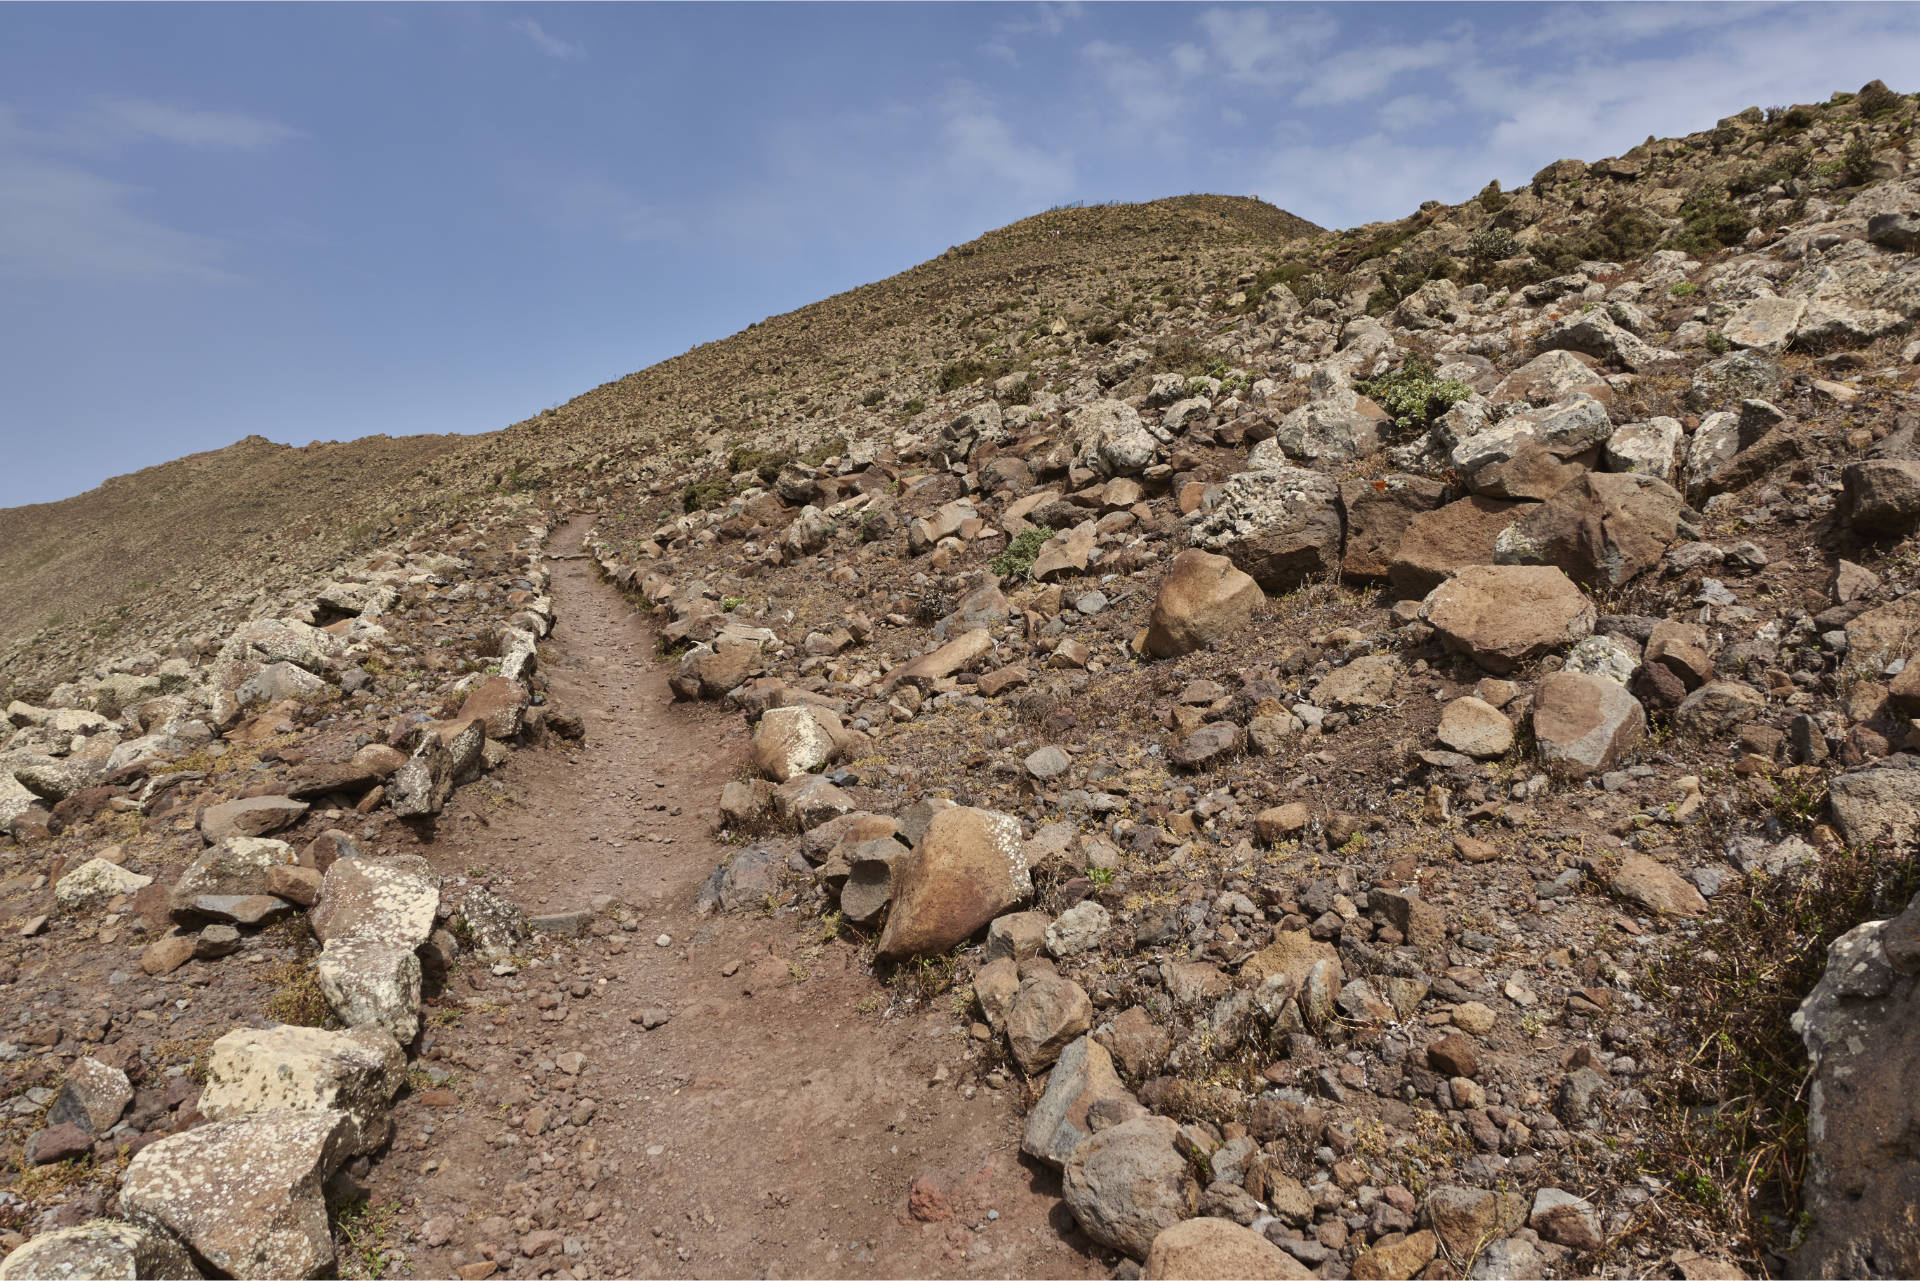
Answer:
[
  {"xmin": 1355, "ymin": 356, "xmax": 1473, "ymax": 437},
  {"xmin": 902, "ymin": 398, "xmax": 926, "ymax": 417},
  {"xmin": 1842, "ymin": 132, "xmax": 1878, "ymax": 186},
  {"xmin": 1538, "ymin": 205, "xmax": 1667, "ymax": 271},
  {"xmin": 800, "ymin": 435, "xmax": 847, "ymax": 467},
  {"xmin": 1467, "ymin": 225, "xmax": 1520, "ymax": 266},
  {"xmin": 1664, "ymin": 193, "xmax": 1752, "ymax": 256},
  {"xmin": 727, "ymin": 447, "xmax": 786, "ymax": 484},
  {"xmin": 860, "ymin": 389, "xmax": 884, "ymax": 408},
  {"xmin": 1475, "ymin": 181, "xmax": 1507, "ymax": 213},
  {"xmin": 1669, "ymin": 281, "xmax": 1699, "ymax": 297},
  {"xmin": 992, "ymin": 527, "xmax": 1050, "ymax": 580},
  {"xmin": 680, "ymin": 478, "xmax": 730, "ymax": 512}
]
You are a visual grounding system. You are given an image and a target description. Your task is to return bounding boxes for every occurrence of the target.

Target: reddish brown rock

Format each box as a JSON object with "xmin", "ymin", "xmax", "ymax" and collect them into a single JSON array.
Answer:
[
  {"xmin": 1388, "ymin": 496, "xmax": 1530, "ymax": 599},
  {"xmin": 876, "ymin": 807, "xmax": 1031, "ymax": 961},
  {"xmin": 1143, "ymin": 549, "xmax": 1265, "ymax": 658}
]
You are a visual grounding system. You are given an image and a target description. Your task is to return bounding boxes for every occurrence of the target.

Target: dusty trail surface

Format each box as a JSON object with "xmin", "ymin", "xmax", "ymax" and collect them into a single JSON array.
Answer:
[{"xmin": 366, "ymin": 516, "xmax": 1099, "ymax": 1280}]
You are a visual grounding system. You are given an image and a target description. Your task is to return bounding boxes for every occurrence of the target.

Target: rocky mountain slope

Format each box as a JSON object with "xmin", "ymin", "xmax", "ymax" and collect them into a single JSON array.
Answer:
[{"xmin": 4, "ymin": 80, "xmax": 1920, "ymax": 1281}]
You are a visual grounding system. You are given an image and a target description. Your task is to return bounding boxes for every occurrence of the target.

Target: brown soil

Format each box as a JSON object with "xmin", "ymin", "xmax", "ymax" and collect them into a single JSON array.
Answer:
[{"xmin": 364, "ymin": 516, "xmax": 1102, "ymax": 1280}]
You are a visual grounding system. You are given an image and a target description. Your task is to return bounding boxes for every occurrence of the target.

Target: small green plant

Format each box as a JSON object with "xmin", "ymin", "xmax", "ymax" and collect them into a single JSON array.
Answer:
[
  {"xmin": 992, "ymin": 527, "xmax": 1050, "ymax": 580},
  {"xmin": 1355, "ymin": 356, "xmax": 1473, "ymax": 437},
  {"xmin": 1670, "ymin": 281, "xmax": 1699, "ymax": 297},
  {"xmin": 901, "ymin": 398, "xmax": 926, "ymax": 417},
  {"xmin": 1087, "ymin": 866, "xmax": 1116, "ymax": 888},
  {"xmin": 1703, "ymin": 331, "xmax": 1732, "ymax": 355},
  {"xmin": 721, "ymin": 596, "xmax": 745, "ymax": 612},
  {"xmin": 334, "ymin": 1197, "xmax": 403, "ymax": 1280}
]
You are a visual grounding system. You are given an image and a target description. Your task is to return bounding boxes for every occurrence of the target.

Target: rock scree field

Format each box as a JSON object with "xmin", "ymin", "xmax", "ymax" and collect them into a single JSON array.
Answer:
[{"xmin": 5, "ymin": 81, "xmax": 1920, "ymax": 1281}]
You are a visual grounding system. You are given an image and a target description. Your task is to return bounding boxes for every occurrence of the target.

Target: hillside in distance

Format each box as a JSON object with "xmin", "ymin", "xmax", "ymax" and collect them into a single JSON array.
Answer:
[{"xmin": 0, "ymin": 194, "xmax": 1322, "ymax": 695}]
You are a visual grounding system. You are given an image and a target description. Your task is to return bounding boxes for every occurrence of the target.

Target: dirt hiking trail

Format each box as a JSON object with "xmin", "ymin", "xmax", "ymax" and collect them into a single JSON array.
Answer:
[{"xmin": 364, "ymin": 516, "xmax": 1101, "ymax": 1280}]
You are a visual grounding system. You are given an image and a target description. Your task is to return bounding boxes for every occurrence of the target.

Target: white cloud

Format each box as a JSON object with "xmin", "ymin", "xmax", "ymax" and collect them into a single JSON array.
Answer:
[
  {"xmin": 511, "ymin": 18, "xmax": 585, "ymax": 60},
  {"xmin": 1377, "ymin": 93, "xmax": 1452, "ymax": 135},
  {"xmin": 97, "ymin": 99, "xmax": 298, "ymax": 149},
  {"xmin": 0, "ymin": 152, "xmax": 229, "ymax": 279},
  {"xmin": 0, "ymin": 97, "xmax": 294, "ymax": 280},
  {"xmin": 1294, "ymin": 38, "xmax": 1465, "ymax": 107},
  {"xmin": 1195, "ymin": 6, "xmax": 1335, "ymax": 84},
  {"xmin": 982, "ymin": 2, "xmax": 1083, "ymax": 64},
  {"xmin": 1082, "ymin": 40, "xmax": 1190, "ymax": 128}
]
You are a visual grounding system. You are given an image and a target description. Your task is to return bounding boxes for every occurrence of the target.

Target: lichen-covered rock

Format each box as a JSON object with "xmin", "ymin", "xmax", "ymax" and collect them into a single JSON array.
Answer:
[
  {"xmin": 119, "ymin": 1109, "xmax": 353, "ymax": 1279},
  {"xmin": 1186, "ymin": 467, "xmax": 1342, "ymax": 592},
  {"xmin": 752, "ymin": 705, "xmax": 840, "ymax": 783},
  {"xmin": 199, "ymin": 1024, "xmax": 406, "ymax": 1154},
  {"xmin": 387, "ymin": 733, "xmax": 453, "ymax": 818},
  {"xmin": 43, "ymin": 1058, "xmax": 132, "ymax": 1139},
  {"xmin": 54, "ymin": 857, "xmax": 152, "ymax": 908},
  {"xmin": 0, "ymin": 1220, "xmax": 197, "ymax": 1281},
  {"xmin": 310, "ymin": 856, "xmax": 439, "ymax": 950},
  {"xmin": 316, "ymin": 938, "xmax": 422, "ymax": 1045},
  {"xmin": 199, "ymin": 795, "xmax": 309, "ymax": 844},
  {"xmin": 170, "ymin": 838, "xmax": 295, "ymax": 916}
]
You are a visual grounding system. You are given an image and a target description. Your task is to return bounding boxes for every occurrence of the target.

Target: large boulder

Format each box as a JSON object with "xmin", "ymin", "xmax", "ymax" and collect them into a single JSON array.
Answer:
[
  {"xmin": 200, "ymin": 794, "xmax": 309, "ymax": 844},
  {"xmin": 316, "ymin": 938, "xmax": 422, "ymax": 1045},
  {"xmin": 752, "ymin": 705, "xmax": 840, "ymax": 783},
  {"xmin": 311, "ymin": 855, "xmax": 440, "ymax": 949},
  {"xmin": 1252, "ymin": 366, "xmax": 1386, "ymax": 467},
  {"xmin": 1536, "ymin": 310, "xmax": 1666, "ymax": 371},
  {"xmin": 119, "ymin": 1109, "xmax": 353, "ymax": 1279},
  {"xmin": 1488, "ymin": 349, "xmax": 1612, "ymax": 407},
  {"xmin": 1022, "ymin": 1036, "xmax": 1138, "ymax": 1169},
  {"xmin": 1340, "ymin": 474, "xmax": 1448, "ymax": 583},
  {"xmin": 200, "ymin": 1023, "xmax": 406, "ymax": 1154},
  {"xmin": 1005, "ymin": 974, "xmax": 1093, "ymax": 1073},
  {"xmin": 1828, "ymin": 767, "xmax": 1920, "ymax": 851},
  {"xmin": 1144, "ymin": 1218, "xmax": 1311, "ymax": 1280},
  {"xmin": 1186, "ymin": 468, "xmax": 1343, "ymax": 592},
  {"xmin": 0, "ymin": 1221, "xmax": 197, "ymax": 1281},
  {"xmin": 1533, "ymin": 672, "xmax": 1645, "ymax": 777},
  {"xmin": 1421, "ymin": 565, "xmax": 1596, "ymax": 674},
  {"xmin": 1067, "ymin": 400, "xmax": 1160, "ymax": 477},
  {"xmin": 1789, "ymin": 904, "xmax": 1920, "ymax": 1278},
  {"xmin": 1063, "ymin": 1114, "xmax": 1197, "ymax": 1261},
  {"xmin": 171, "ymin": 837, "xmax": 295, "ymax": 914},
  {"xmin": 1449, "ymin": 394, "xmax": 1613, "ymax": 488},
  {"xmin": 1143, "ymin": 550, "xmax": 1264, "ymax": 658},
  {"xmin": 1603, "ymin": 417, "xmax": 1684, "ymax": 481},
  {"xmin": 1720, "ymin": 295, "xmax": 1807, "ymax": 354},
  {"xmin": 1494, "ymin": 471, "xmax": 1686, "ymax": 587},
  {"xmin": 1843, "ymin": 460, "xmax": 1920, "ymax": 536},
  {"xmin": 876, "ymin": 807, "xmax": 1031, "ymax": 960},
  {"xmin": 1387, "ymin": 496, "xmax": 1530, "ymax": 599}
]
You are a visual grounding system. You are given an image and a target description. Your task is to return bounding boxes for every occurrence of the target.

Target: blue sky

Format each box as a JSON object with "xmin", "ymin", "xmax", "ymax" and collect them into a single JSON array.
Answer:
[{"xmin": 3, "ymin": 3, "xmax": 1918, "ymax": 508}]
